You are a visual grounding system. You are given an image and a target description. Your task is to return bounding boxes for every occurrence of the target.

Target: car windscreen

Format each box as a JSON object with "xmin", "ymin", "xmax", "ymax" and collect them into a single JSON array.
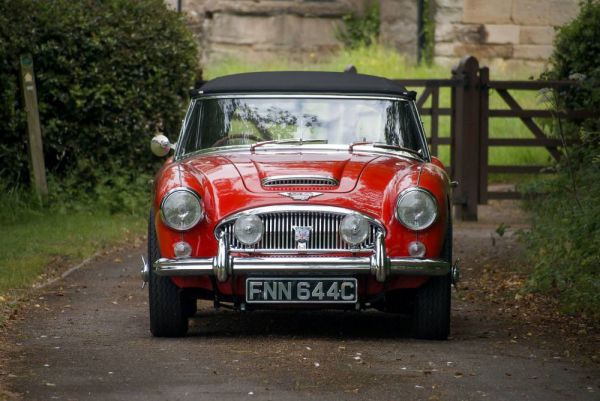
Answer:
[{"xmin": 177, "ymin": 96, "xmax": 426, "ymax": 156}]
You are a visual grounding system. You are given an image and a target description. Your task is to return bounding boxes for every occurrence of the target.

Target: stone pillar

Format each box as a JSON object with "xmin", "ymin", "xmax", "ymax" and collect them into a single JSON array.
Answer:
[
  {"xmin": 379, "ymin": 0, "xmax": 419, "ymax": 60},
  {"xmin": 433, "ymin": 0, "xmax": 581, "ymax": 71}
]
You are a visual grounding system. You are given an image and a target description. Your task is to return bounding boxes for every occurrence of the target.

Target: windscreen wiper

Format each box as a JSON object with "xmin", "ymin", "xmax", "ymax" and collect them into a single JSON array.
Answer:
[
  {"xmin": 251, "ymin": 138, "xmax": 328, "ymax": 152},
  {"xmin": 349, "ymin": 141, "xmax": 424, "ymax": 159}
]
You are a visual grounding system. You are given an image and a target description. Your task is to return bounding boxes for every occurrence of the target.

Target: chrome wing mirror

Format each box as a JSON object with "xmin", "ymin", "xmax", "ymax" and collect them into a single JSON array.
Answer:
[{"xmin": 150, "ymin": 135, "xmax": 174, "ymax": 157}]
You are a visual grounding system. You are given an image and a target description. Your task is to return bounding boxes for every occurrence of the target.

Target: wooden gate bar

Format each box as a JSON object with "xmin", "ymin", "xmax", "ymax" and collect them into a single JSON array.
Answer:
[
  {"xmin": 416, "ymin": 86, "xmax": 432, "ymax": 108},
  {"xmin": 488, "ymin": 80, "xmax": 584, "ymax": 90},
  {"xmin": 489, "ymin": 109, "xmax": 594, "ymax": 118},
  {"xmin": 488, "ymin": 166, "xmax": 551, "ymax": 173},
  {"xmin": 487, "ymin": 138, "xmax": 564, "ymax": 146},
  {"xmin": 419, "ymin": 108, "xmax": 451, "ymax": 116},
  {"xmin": 496, "ymin": 89, "xmax": 563, "ymax": 161}
]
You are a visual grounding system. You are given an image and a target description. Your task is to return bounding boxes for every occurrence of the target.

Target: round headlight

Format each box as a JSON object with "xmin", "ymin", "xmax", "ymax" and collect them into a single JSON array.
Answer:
[
  {"xmin": 396, "ymin": 188, "xmax": 438, "ymax": 230},
  {"xmin": 234, "ymin": 214, "xmax": 264, "ymax": 245},
  {"xmin": 340, "ymin": 214, "xmax": 369, "ymax": 245},
  {"xmin": 160, "ymin": 189, "xmax": 203, "ymax": 231}
]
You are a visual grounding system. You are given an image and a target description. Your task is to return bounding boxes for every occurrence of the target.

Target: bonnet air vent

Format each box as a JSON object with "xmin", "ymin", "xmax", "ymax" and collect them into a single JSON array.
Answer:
[{"xmin": 262, "ymin": 176, "xmax": 338, "ymax": 187}]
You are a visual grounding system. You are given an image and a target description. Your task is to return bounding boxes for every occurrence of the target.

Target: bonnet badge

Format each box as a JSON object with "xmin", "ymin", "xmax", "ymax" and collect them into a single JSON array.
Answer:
[{"xmin": 279, "ymin": 192, "xmax": 323, "ymax": 201}]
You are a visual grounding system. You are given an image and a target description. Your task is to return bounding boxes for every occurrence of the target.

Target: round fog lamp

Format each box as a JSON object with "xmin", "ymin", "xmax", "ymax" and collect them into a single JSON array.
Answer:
[
  {"xmin": 408, "ymin": 241, "xmax": 426, "ymax": 257},
  {"xmin": 174, "ymin": 241, "xmax": 192, "ymax": 258},
  {"xmin": 340, "ymin": 214, "xmax": 369, "ymax": 245},
  {"xmin": 234, "ymin": 215, "xmax": 264, "ymax": 245}
]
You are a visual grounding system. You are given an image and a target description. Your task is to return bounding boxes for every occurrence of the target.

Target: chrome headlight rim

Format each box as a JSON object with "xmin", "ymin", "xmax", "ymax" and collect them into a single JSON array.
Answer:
[
  {"xmin": 160, "ymin": 187, "xmax": 204, "ymax": 232},
  {"xmin": 395, "ymin": 187, "xmax": 438, "ymax": 231}
]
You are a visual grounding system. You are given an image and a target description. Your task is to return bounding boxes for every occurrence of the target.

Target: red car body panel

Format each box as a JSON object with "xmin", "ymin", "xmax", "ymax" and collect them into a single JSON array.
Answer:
[{"xmin": 153, "ymin": 149, "xmax": 450, "ymax": 298}]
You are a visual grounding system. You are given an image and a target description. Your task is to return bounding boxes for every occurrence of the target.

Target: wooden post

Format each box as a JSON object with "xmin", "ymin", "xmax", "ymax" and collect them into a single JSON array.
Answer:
[
  {"xmin": 19, "ymin": 54, "xmax": 47, "ymax": 196},
  {"xmin": 478, "ymin": 66, "xmax": 490, "ymax": 204},
  {"xmin": 451, "ymin": 56, "xmax": 480, "ymax": 221}
]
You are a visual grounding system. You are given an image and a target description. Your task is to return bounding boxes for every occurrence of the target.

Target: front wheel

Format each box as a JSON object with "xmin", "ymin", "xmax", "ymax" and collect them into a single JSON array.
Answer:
[
  {"xmin": 148, "ymin": 209, "xmax": 189, "ymax": 337},
  {"xmin": 412, "ymin": 219, "xmax": 452, "ymax": 340}
]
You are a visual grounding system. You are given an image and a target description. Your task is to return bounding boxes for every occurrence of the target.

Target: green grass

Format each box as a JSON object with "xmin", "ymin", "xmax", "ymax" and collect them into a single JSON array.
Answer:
[
  {"xmin": 0, "ymin": 185, "xmax": 146, "ymax": 322},
  {"xmin": 0, "ymin": 212, "xmax": 144, "ymax": 292},
  {"xmin": 206, "ymin": 44, "xmax": 558, "ymax": 183}
]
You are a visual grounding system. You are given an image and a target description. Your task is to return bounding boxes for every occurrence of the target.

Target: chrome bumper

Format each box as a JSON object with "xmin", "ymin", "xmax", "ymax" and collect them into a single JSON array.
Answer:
[{"xmin": 149, "ymin": 232, "xmax": 450, "ymax": 283}]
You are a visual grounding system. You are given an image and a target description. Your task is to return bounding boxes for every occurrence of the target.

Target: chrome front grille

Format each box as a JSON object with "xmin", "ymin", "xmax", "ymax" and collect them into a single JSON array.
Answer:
[
  {"xmin": 215, "ymin": 206, "xmax": 383, "ymax": 253},
  {"xmin": 262, "ymin": 175, "xmax": 338, "ymax": 187}
]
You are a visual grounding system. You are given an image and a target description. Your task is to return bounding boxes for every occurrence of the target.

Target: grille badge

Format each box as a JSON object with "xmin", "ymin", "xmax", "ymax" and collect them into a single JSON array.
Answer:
[
  {"xmin": 293, "ymin": 226, "xmax": 312, "ymax": 250},
  {"xmin": 279, "ymin": 192, "xmax": 323, "ymax": 201}
]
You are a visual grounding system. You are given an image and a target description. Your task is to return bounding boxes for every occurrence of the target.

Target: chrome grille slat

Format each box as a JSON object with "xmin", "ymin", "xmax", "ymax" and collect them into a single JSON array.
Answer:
[
  {"xmin": 262, "ymin": 176, "xmax": 338, "ymax": 187},
  {"xmin": 217, "ymin": 208, "xmax": 381, "ymax": 253}
]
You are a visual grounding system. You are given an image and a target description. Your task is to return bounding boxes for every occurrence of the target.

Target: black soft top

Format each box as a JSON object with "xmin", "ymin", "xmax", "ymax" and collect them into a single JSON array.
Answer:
[{"xmin": 198, "ymin": 71, "xmax": 413, "ymax": 98}]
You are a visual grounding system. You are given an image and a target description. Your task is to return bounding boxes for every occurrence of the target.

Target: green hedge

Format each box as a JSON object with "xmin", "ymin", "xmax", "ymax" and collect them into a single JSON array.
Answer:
[
  {"xmin": 543, "ymin": 0, "xmax": 600, "ymax": 147},
  {"xmin": 0, "ymin": 0, "xmax": 198, "ymax": 188}
]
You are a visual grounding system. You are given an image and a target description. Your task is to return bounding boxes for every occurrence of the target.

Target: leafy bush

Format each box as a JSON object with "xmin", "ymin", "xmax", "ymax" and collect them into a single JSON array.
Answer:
[
  {"xmin": 522, "ymin": 0, "xmax": 600, "ymax": 317},
  {"xmin": 521, "ymin": 169, "xmax": 600, "ymax": 317},
  {"xmin": 335, "ymin": 2, "xmax": 380, "ymax": 49},
  {"xmin": 0, "ymin": 0, "xmax": 198, "ymax": 190},
  {"xmin": 543, "ymin": 0, "xmax": 600, "ymax": 149}
]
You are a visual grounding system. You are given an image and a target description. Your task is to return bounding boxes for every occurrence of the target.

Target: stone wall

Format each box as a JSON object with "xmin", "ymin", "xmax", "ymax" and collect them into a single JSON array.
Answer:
[
  {"xmin": 171, "ymin": 0, "xmax": 581, "ymax": 72},
  {"xmin": 178, "ymin": 0, "xmax": 371, "ymax": 64},
  {"xmin": 434, "ymin": 0, "xmax": 581, "ymax": 71},
  {"xmin": 379, "ymin": 0, "xmax": 419, "ymax": 60}
]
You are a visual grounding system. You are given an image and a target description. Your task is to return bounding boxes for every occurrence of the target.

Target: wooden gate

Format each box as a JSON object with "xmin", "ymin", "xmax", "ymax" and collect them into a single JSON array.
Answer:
[{"xmin": 396, "ymin": 56, "xmax": 593, "ymax": 221}]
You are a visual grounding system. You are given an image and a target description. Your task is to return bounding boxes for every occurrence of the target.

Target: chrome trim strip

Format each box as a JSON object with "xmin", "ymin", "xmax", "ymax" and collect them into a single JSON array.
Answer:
[
  {"xmin": 388, "ymin": 258, "xmax": 449, "ymax": 275},
  {"xmin": 196, "ymin": 94, "xmax": 411, "ymax": 101},
  {"xmin": 177, "ymin": 144, "xmax": 424, "ymax": 162},
  {"xmin": 409, "ymin": 100, "xmax": 432, "ymax": 161},
  {"xmin": 226, "ymin": 248, "xmax": 374, "ymax": 255},
  {"xmin": 153, "ymin": 257, "xmax": 450, "ymax": 278}
]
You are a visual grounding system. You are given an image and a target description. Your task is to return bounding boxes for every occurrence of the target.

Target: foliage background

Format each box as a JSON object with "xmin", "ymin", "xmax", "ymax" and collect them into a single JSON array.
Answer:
[
  {"xmin": 0, "ymin": 0, "xmax": 198, "ymax": 201},
  {"xmin": 335, "ymin": 1, "xmax": 380, "ymax": 49},
  {"xmin": 523, "ymin": 0, "xmax": 600, "ymax": 317}
]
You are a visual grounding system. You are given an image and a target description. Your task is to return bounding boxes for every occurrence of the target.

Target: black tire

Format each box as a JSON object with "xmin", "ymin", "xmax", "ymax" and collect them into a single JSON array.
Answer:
[
  {"xmin": 148, "ymin": 209, "xmax": 189, "ymax": 337},
  {"xmin": 412, "ymin": 218, "xmax": 452, "ymax": 340}
]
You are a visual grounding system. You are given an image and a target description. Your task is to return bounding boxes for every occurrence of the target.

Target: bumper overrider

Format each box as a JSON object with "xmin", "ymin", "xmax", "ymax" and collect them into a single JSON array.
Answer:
[{"xmin": 143, "ymin": 232, "xmax": 451, "ymax": 284}]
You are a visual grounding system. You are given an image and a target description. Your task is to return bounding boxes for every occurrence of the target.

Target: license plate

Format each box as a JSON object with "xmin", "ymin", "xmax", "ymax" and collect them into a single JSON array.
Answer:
[{"xmin": 245, "ymin": 278, "xmax": 357, "ymax": 304}]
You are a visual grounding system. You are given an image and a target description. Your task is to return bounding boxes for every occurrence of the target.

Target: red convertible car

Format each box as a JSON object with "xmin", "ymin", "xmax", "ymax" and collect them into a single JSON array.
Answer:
[{"xmin": 142, "ymin": 71, "xmax": 458, "ymax": 339}]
